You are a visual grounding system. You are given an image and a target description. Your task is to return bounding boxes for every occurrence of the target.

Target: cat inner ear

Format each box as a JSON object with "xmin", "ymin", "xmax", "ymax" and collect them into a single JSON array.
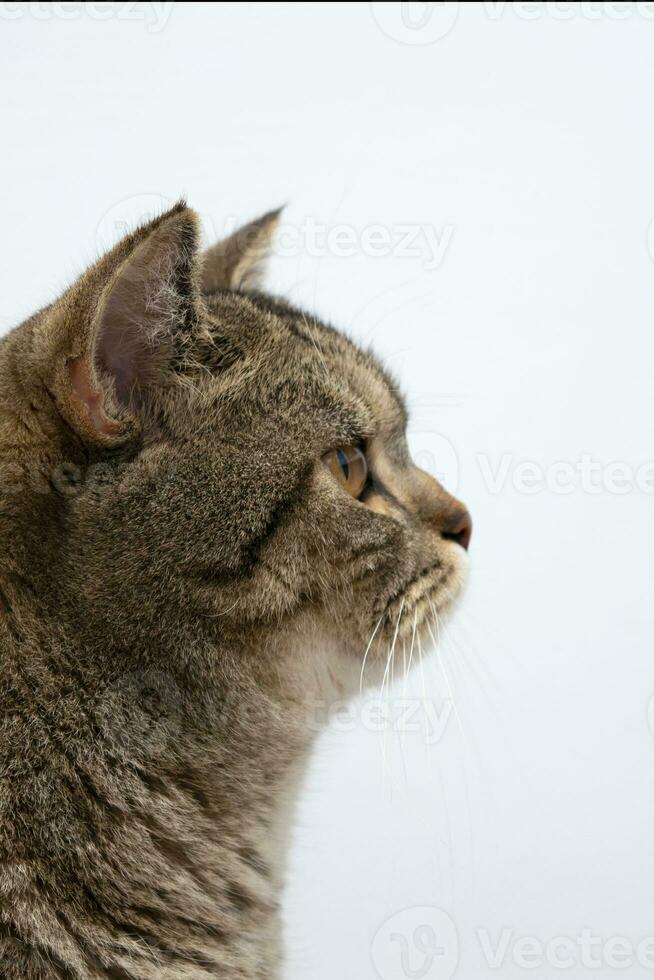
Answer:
[
  {"xmin": 51, "ymin": 203, "xmax": 201, "ymax": 445},
  {"xmin": 200, "ymin": 208, "xmax": 282, "ymax": 293}
]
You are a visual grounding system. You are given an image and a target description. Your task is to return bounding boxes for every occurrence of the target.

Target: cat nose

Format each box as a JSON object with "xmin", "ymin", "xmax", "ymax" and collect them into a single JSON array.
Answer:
[
  {"xmin": 442, "ymin": 508, "xmax": 473, "ymax": 551},
  {"xmin": 412, "ymin": 466, "xmax": 472, "ymax": 551}
]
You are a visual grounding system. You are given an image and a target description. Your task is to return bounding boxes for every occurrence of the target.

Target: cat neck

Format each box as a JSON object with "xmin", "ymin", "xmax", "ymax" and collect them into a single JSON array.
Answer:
[{"xmin": 0, "ymin": 605, "xmax": 347, "ymax": 979}]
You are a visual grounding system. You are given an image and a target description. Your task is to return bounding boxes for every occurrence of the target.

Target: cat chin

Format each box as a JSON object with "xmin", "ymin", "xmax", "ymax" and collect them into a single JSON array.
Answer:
[
  {"xmin": 261, "ymin": 548, "xmax": 469, "ymax": 706},
  {"xmin": 333, "ymin": 545, "xmax": 469, "ymax": 694},
  {"xmin": 377, "ymin": 546, "xmax": 467, "ymax": 640}
]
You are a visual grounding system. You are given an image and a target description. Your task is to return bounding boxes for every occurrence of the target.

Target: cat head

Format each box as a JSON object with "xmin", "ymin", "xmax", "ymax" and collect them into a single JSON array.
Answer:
[{"xmin": 0, "ymin": 203, "xmax": 470, "ymax": 698}]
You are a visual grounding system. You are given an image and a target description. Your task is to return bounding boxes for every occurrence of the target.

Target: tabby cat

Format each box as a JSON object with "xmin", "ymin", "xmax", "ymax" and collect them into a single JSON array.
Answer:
[{"xmin": 0, "ymin": 203, "xmax": 471, "ymax": 978}]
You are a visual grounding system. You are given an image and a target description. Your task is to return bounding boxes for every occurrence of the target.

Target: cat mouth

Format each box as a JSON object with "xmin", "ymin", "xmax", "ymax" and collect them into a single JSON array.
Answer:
[{"xmin": 379, "ymin": 555, "xmax": 465, "ymax": 642}]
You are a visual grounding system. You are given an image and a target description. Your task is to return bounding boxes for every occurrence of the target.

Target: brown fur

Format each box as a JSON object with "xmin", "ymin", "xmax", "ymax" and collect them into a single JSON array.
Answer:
[{"xmin": 0, "ymin": 203, "xmax": 470, "ymax": 978}]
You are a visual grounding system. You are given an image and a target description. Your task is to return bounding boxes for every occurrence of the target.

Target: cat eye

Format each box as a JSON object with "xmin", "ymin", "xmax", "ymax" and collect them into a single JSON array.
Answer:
[{"xmin": 322, "ymin": 445, "xmax": 368, "ymax": 499}]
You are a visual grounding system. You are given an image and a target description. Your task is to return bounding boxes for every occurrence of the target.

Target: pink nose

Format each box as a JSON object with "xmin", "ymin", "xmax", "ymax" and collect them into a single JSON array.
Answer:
[{"xmin": 443, "ymin": 509, "xmax": 472, "ymax": 551}]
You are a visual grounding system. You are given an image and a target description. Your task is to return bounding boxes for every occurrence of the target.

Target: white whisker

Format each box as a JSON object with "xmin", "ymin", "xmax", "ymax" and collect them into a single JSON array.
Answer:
[
  {"xmin": 400, "ymin": 633, "xmax": 409, "ymax": 706},
  {"xmin": 359, "ymin": 612, "xmax": 384, "ymax": 696},
  {"xmin": 380, "ymin": 598, "xmax": 404, "ymax": 704},
  {"xmin": 416, "ymin": 627, "xmax": 432, "ymax": 768},
  {"xmin": 428, "ymin": 601, "xmax": 466, "ymax": 744},
  {"xmin": 407, "ymin": 608, "xmax": 418, "ymax": 680},
  {"xmin": 379, "ymin": 598, "xmax": 405, "ymax": 766}
]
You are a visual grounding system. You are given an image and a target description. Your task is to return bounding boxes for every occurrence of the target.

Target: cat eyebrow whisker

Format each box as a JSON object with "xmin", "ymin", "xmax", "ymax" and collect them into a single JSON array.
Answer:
[{"xmin": 300, "ymin": 312, "xmax": 329, "ymax": 377}]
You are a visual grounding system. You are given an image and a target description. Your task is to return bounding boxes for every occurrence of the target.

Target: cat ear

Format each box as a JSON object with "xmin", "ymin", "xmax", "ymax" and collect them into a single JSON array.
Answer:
[
  {"xmin": 35, "ymin": 202, "xmax": 201, "ymax": 446},
  {"xmin": 200, "ymin": 208, "xmax": 282, "ymax": 293}
]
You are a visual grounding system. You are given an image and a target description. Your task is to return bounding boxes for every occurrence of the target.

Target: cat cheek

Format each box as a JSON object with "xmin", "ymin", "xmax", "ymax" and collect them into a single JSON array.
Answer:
[{"xmin": 363, "ymin": 494, "xmax": 399, "ymax": 519}]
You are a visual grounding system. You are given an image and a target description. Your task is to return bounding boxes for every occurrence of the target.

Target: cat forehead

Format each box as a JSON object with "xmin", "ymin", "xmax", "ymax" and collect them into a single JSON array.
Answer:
[{"xmin": 201, "ymin": 290, "xmax": 408, "ymax": 433}]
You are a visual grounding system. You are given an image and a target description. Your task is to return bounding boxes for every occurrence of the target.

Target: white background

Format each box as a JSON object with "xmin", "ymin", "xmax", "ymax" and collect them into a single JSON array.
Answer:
[{"xmin": 2, "ymin": 3, "xmax": 654, "ymax": 978}]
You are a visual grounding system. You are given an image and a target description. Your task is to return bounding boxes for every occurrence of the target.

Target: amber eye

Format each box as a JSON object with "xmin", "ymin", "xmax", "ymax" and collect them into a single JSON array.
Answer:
[{"xmin": 322, "ymin": 444, "xmax": 368, "ymax": 499}]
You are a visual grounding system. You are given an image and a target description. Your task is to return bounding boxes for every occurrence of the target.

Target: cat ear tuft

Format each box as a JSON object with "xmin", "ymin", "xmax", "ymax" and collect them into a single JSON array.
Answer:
[
  {"xmin": 39, "ymin": 202, "xmax": 202, "ymax": 445},
  {"xmin": 201, "ymin": 208, "xmax": 282, "ymax": 293}
]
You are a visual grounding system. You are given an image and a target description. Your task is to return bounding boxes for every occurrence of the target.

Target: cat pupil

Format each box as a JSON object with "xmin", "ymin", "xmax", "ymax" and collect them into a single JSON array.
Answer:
[{"xmin": 337, "ymin": 448, "xmax": 350, "ymax": 481}]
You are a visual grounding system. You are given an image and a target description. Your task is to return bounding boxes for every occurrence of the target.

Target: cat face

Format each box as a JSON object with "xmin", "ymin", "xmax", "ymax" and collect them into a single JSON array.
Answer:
[
  {"xmin": 190, "ymin": 288, "xmax": 471, "ymax": 673},
  {"xmin": 0, "ymin": 204, "xmax": 470, "ymax": 698}
]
